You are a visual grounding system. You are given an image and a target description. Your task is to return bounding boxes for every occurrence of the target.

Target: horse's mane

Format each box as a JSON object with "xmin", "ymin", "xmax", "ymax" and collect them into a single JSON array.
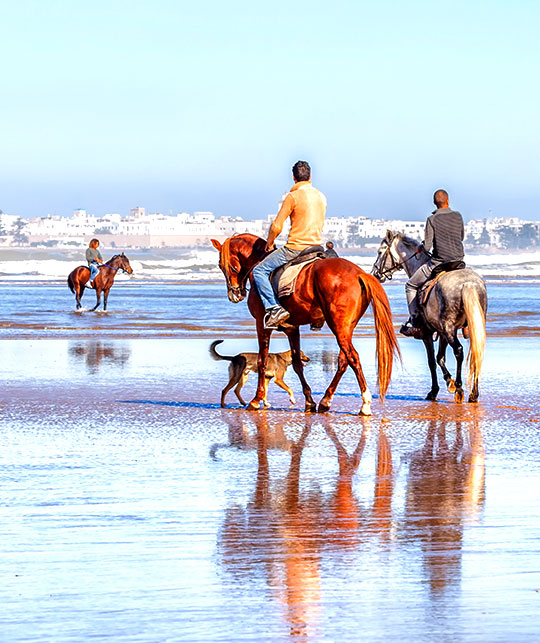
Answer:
[
  {"xmin": 221, "ymin": 233, "xmax": 266, "ymax": 267},
  {"xmin": 390, "ymin": 231, "xmax": 423, "ymax": 253}
]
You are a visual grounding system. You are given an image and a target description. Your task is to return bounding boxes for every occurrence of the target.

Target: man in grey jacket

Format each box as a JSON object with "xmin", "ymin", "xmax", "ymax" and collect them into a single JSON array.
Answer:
[{"xmin": 400, "ymin": 189, "xmax": 465, "ymax": 337}]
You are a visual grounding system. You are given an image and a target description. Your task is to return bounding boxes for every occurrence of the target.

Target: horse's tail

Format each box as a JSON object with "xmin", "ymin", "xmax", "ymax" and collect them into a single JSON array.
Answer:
[
  {"xmin": 67, "ymin": 272, "xmax": 75, "ymax": 294},
  {"xmin": 358, "ymin": 273, "xmax": 401, "ymax": 400},
  {"xmin": 462, "ymin": 283, "xmax": 486, "ymax": 392},
  {"xmin": 209, "ymin": 340, "xmax": 234, "ymax": 362}
]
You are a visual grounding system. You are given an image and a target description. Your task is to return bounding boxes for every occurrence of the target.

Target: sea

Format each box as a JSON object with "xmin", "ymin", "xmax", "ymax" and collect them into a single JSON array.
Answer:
[
  {"xmin": 0, "ymin": 247, "xmax": 539, "ymax": 338},
  {"xmin": 2, "ymin": 247, "xmax": 540, "ymax": 642}
]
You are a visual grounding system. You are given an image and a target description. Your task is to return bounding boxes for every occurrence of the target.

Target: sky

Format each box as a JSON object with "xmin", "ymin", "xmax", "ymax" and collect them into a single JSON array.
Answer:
[{"xmin": 1, "ymin": 0, "xmax": 540, "ymax": 221}]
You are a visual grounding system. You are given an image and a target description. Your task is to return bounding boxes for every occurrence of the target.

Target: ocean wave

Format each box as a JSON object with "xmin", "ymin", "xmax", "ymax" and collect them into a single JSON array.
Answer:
[{"xmin": 1, "ymin": 250, "xmax": 540, "ymax": 282}]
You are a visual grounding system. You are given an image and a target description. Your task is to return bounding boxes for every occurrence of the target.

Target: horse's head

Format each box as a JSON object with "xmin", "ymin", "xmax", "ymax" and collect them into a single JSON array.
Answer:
[
  {"xmin": 211, "ymin": 234, "xmax": 265, "ymax": 303},
  {"xmin": 372, "ymin": 230, "xmax": 427, "ymax": 282},
  {"xmin": 110, "ymin": 253, "xmax": 133, "ymax": 275},
  {"xmin": 372, "ymin": 230, "xmax": 403, "ymax": 282}
]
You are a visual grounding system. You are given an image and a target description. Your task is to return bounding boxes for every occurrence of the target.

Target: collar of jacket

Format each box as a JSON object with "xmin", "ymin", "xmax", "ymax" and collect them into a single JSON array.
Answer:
[
  {"xmin": 290, "ymin": 180, "xmax": 312, "ymax": 192},
  {"xmin": 432, "ymin": 207, "xmax": 452, "ymax": 214}
]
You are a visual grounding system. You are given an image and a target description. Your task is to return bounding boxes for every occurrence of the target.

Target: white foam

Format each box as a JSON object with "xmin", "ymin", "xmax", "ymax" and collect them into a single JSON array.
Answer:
[{"xmin": 1, "ymin": 249, "xmax": 539, "ymax": 282}]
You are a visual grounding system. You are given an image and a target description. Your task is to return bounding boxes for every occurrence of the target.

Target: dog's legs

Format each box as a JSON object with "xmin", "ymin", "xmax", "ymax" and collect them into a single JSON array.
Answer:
[
  {"xmin": 221, "ymin": 363, "xmax": 244, "ymax": 407},
  {"xmin": 234, "ymin": 372, "xmax": 249, "ymax": 407},
  {"xmin": 273, "ymin": 375, "xmax": 295, "ymax": 405}
]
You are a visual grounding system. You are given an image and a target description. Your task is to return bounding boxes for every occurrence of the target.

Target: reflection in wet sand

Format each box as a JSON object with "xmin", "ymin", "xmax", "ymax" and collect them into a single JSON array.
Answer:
[
  {"xmin": 219, "ymin": 414, "xmax": 407, "ymax": 640},
  {"xmin": 403, "ymin": 416, "xmax": 485, "ymax": 594},
  {"xmin": 68, "ymin": 341, "xmax": 131, "ymax": 374},
  {"xmin": 219, "ymin": 411, "xmax": 486, "ymax": 639}
]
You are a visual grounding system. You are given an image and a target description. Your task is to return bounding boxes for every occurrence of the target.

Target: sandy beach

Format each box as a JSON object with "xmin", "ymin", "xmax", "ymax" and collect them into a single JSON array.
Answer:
[{"xmin": 2, "ymin": 333, "xmax": 540, "ymax": 642}]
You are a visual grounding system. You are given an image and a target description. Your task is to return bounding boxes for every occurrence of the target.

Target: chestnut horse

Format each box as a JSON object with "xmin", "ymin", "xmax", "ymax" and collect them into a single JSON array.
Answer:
[
  {"xmin": 211, "ymin": 234, "xmax": 400, "ymax": 415},
  {"xmin": 67, "ymin": 253, "xmax": 133, "ymax": 311}
]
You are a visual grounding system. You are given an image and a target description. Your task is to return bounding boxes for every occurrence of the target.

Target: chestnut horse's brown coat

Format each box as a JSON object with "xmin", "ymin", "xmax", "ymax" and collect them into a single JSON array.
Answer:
[
  {"xmin": 212, "ymin": 234, "xmax": 400, "ymax": 415},
  {"xmin": 67, "ymin": 253, "xmax": 133, "ymax": 311}
]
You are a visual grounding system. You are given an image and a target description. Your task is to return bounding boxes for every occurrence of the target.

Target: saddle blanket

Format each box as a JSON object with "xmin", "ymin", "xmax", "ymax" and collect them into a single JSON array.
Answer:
[{"xmin": 276, "ymin": 256, "xmax": 322, "ymax": 297}]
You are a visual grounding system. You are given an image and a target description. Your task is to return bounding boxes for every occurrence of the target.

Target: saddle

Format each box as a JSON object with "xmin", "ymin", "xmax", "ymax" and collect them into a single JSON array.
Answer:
[
  {"xmin": 270, "ymin": 245, "xmax": 326, "ymax": 298},
  {"xmin": 419, "ymin": 260, "xmax": 466, "ymax": 306}
]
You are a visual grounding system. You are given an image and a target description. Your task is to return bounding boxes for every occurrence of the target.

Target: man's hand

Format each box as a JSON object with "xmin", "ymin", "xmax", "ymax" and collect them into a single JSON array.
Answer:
[{"xmin": 265, "ymin": 242, "xmax": 276, "ymax": 253}]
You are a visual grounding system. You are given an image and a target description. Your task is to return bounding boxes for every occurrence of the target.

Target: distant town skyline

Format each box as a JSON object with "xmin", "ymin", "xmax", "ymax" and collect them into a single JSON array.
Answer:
[{"xmin": 2, "ymin": 2, "xmax": 540, "ymax": 220}]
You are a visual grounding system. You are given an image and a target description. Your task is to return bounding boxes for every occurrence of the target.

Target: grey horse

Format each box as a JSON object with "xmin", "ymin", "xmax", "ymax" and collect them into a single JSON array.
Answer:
[{"xmin": 372, "ymin": 230, "xmax": 487, "ymax": 403}]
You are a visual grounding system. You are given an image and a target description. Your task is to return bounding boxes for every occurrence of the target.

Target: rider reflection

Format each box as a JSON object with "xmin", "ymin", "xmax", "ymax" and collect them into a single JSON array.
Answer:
[
  {"xmin": 68, "ymin": 340, "xmax": 131, "ymax": 374},
  {"xmin": 403, "ymin": 416, "xmax": 485, "ymax": 594}
]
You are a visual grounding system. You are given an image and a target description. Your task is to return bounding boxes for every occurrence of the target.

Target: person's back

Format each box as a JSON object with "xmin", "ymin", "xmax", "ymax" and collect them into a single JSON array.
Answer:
[
  {"xmin": 86, "ymin": 238, "xmax": 103, "ymax": 286},
  {"xmin": 252, "ymin": 160, "xmax": 327, "ymax": 329},
  {"xmin": 425, "ymin": 208, "xmax": 464, "ymax": 265},
  {"xmin": 284, "ymin": 182, "xmax": 326, "ymax": 249},
  {"xmin": 401, "ymin": 189, "xmax": 464, "ymax": 338}
]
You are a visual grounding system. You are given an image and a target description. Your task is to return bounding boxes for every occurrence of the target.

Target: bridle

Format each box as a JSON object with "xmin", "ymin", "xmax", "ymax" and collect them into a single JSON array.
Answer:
[
  {"xmin": 374, "ymin": 239, "xmax": 421, "ymax": 281},
  {"xmin": 102, "ymin": 258, "xmax": 132, "ymax": 274},
  {"xmin": 220, "ymin": 239, "xmax": 249, "ymax": 300}
]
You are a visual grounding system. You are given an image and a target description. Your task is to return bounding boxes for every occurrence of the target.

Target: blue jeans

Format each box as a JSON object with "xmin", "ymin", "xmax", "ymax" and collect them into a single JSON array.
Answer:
[
  {"xmin": 89, "ymin": 261, "xmax": 100, "ymax": 280},
  {"xmin": 252, "ymin": 246, "xmax": 301, "ymax": 310}
]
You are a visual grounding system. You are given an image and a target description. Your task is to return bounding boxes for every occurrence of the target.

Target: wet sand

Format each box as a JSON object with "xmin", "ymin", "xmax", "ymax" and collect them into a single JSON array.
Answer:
[{"xmin": 1, "ymin": 336, "xmax": 540, "ymax": 642}]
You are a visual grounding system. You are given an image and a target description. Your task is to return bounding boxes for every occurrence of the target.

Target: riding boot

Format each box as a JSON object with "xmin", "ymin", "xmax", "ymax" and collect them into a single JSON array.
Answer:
[{"xmin": 400, "ymin": 296, "xmax": 424, "ymax": 338}]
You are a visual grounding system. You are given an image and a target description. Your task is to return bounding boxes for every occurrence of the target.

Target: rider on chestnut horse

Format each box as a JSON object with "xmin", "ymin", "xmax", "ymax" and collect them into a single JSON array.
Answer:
[{"xmin": 252, "ymin": 160, "xmax": 327, "ymax": 329}]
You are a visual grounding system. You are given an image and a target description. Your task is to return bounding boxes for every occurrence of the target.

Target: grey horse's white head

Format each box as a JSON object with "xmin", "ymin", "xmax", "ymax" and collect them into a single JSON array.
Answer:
[{"xmin": 371, "ymin": 230, "xmax": 403, "ymax": 282}]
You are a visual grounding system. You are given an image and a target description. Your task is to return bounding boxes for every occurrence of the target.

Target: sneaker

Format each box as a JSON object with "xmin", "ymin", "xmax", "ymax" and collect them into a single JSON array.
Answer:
[
  {"xmin": 86, "ymin": 281, "xmax": 94, "ymax": 289},
  {"xmin": 264, "ymin": 306, "xmax": 290, "ymax": 329}
]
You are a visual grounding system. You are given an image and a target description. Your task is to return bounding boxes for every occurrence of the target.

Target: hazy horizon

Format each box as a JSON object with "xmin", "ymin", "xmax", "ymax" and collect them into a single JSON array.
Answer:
[{"xmin": 2, "ymin": 1, "xmax": 540, "ymax": 221}]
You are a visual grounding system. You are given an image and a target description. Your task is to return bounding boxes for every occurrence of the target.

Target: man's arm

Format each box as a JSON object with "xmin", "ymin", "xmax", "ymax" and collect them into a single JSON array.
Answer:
[
  {"xmin": 265, "ymin": 194, "xmax": 294, "ymax": 251},
  {"xmin": 423, "ymin": 219, "xmax": 434, "ymax": 253}
]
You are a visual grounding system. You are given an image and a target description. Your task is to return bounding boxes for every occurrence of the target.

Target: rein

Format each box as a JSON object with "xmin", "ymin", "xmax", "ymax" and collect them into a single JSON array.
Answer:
[{"xmin": 379, "ymin": 245, "xmax": 422, "ymax": 280}]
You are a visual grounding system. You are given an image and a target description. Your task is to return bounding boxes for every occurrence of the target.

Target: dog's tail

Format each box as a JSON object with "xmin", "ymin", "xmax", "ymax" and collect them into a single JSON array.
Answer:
[{"xmin": 209, "ymin": 340, "xmax": 235, "ymax": 362}]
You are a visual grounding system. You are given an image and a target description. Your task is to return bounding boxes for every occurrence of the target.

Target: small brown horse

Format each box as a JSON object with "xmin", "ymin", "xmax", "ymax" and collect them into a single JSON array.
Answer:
[
  {"xmin": 211, "ymin": 234, "xmax": 400, "ymax": 415},
  {"xmin": 67, "ymin": 253, "xmax": 133, "ymax": 311}
]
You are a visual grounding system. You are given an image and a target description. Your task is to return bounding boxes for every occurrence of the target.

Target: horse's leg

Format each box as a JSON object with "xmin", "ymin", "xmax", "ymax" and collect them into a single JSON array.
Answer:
[
  {"xmin": 468, "ymin": 373, "xmax": 480, "ymax": 404},
  {"xmin": 436, "ymin": 336, "xmax": 454, "ymax": 392},
  {"xmin": 423, "ymin": 336, "xmax": 439, "ymax": 401},
  {"xmin": 286, "ymin": 327, "xmax": 316, "ymax": 412},
  {"xmin": 333, "ymin": 330, "xmax": 372, "ymax": 416},
  {"xmin": 92, "ymin": 288, "xmax": 102, "ymax": 311},
  {"xmin": 318, "ymin": 349, "xmax": 348, "ymax": 413},
  {"xmin": 247, "ymin": 325, "xmax": 272, "ymax": 411},
  {"xmin": 75, "ymin": 282, "xmax": 83, "ymax": 310},
  {"xmin": 103, "ymin": 288, "xmax": 110, "ymax": 311},
  {"xmin": 447, "ymin": 332, "xmax": 465, "ymax": 403}
]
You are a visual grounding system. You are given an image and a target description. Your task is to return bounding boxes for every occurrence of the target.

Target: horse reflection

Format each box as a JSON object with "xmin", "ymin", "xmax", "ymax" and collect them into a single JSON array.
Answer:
[
  {"xmin": 218, "ymin": 413, "xmax": 395, "ymax": 640},
  {"xmin": 68, "ymin": 341, "xmax": 131, "ymax": 374},
  {"xmin": 403, "ymin": 415, "xmax": 485, "ymax": 594}
]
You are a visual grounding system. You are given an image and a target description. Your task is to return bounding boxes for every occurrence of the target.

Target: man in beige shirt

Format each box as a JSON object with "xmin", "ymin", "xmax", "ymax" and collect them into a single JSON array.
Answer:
[{"xmin": 253, "ymin": 161, "xmax": 327, "ymax": 328}]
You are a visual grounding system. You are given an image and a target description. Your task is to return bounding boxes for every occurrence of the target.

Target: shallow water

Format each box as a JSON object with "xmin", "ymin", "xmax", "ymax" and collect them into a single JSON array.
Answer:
[
  {"xmin": 1, "ymin": 336, "xmax": 540, "ymax": 642},
  {"xmin": 1, "ymin": 280, "xmax": 540, "ymax": 338}
]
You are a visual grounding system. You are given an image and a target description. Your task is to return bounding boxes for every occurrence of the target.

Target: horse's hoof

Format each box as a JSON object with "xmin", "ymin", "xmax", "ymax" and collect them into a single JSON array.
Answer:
[
  {"xmin": 317, "ymin": 403, "xmax": 331, "ymax": 413},
  {"xmin": 425, "ymin": 391, "xmax": 438, "ymax": 401},
  {"xmin": 468, "ymin": 395, "xmax": 478, "ymax": 404},
  {"xmin": 447, "ymin": 379, "xmax": 456, "ymax": 394},
  {"xmin": 246, "ymin": 402, "xmax": 260, "ymax": 411},
  {"xmin": 454, "ymin": 388, "xmax": 464, "ymax": 404},
  {"xmin": 305, "ymin": 402, "xmax": 317, "ymax": 413}
]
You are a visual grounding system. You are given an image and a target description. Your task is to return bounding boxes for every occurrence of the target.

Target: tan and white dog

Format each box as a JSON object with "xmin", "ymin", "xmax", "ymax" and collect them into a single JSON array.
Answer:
[{"xmin": 210, "ymin": 340, "xmax": 309, "ymax": 407}]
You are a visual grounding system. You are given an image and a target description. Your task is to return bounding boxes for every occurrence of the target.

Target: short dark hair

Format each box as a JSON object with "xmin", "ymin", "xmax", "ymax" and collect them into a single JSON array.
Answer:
[
  {"xmin": 89, "ymin": 238, "xmax": 100, "ymax": 247},
  {"xmin": 433, "ymin": 189, "xmax": 449, "ymax": 208},
  {"xmin": 292, "ymin": 160, "xmax": 311, "ymax": 182}
]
